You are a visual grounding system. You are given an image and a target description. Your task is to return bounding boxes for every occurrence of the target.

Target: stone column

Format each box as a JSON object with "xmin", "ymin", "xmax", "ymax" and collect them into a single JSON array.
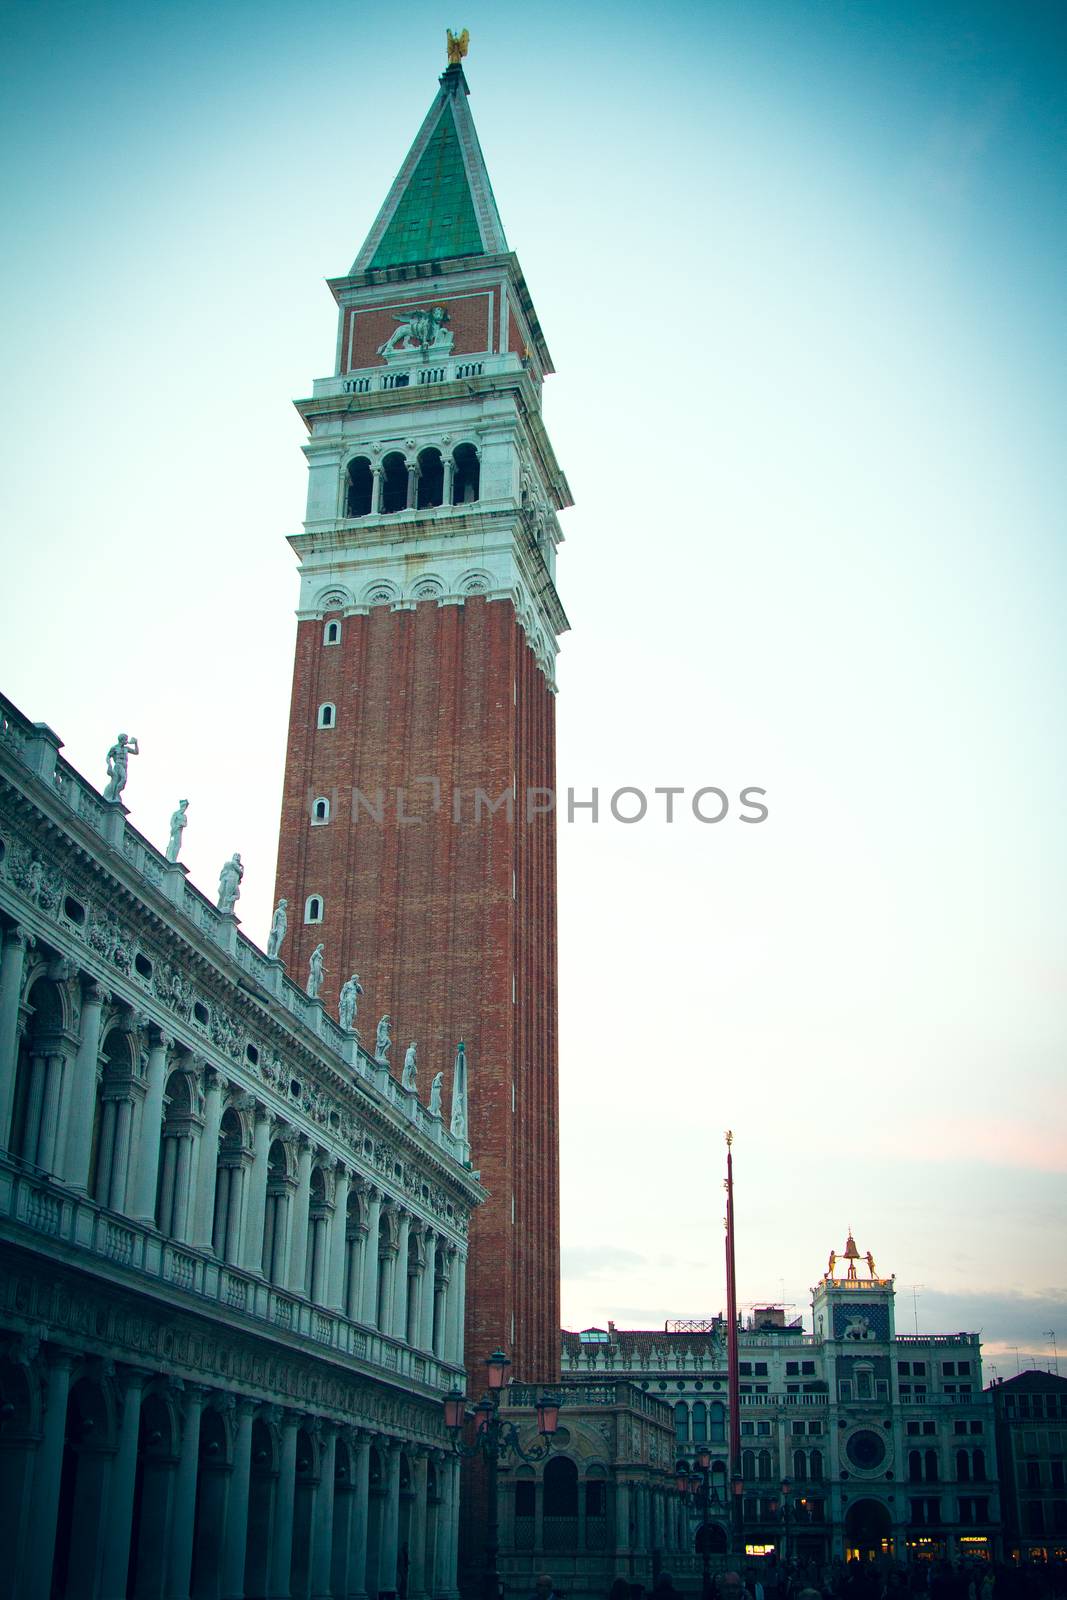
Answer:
[
  {"xmin": 443, "ymin": 1252, "xmax": 460, "ymax": 1364},
  {"xmin": 452, "ymin": 1254, "xmax": 466, "ymax": 1366},
  {"xmin": 221, "ymin": 1399, "xmax": 256, "ymax": 1600},
  {"xmin": 61, "ymin": 979, "xmax": 107, "ymax": 1189},
  {"xmin": 36, "ymin": 1050, "xmax": 68, "ymax": 1172},
  {"xmin": 270, "ymin": 1412, "xmax": 299, "ymax": 1600},
  {"xmin": 311, "ymin": 1426, "xmax": 337, "ymax": 1600},
  {"xmin": 0, "ymin": 927, "xmax": 33, "ymax": 1149},
  {"xmin": 130, "ymin": 1030, "xmax": 170, "ymax": 1222},
  {"xmin": 440, "ymin": 1455, "xmax": 460, "ymax": 1598},
  {"xmin": 109, "ymin": 1095, "xmax": 136, "ymax": 1212},
  {"xmin": 166, "ymin": 1384, "xmax": 205, "ymax": 1600},
  {"xmin": 241, "ymin": 1106, "xmax": 271, "ymax": 1273},
  {"xmin": 442, "ymin": 457, "xmax": 455, "ymax": 508},
  {"xmin": 223, "ymin": 1162, "xmax": 246, "ymax": 1264},
  {"xmin": 172, "ymin": 1132, "xmax": 196, "ymax": 1241},
  {"xmin": 407, "ymin": 1452, "xmax": 429, "ymax": 1600},
  {"xmin": 392, "ymin": 1210, "xmax": 411, "ymax": 1342},
  {"xmin": 287, "ymin": 1137, "xmax": 313, "ymax": 1295},
  {"xmin": 310, "ymin": 1214, "xmax": 329, "ymax": 1305},
  {"xmin": 25, "ymin": 1349, "xmax": 74, "ymax": 1600},
  {"xmin": 418, "ymin": 1232, "xmax": 436, "ymax": 1352},
  {"xmin": 99, "ymin": 1368, "xmax": 149, "ymax": 1600},
  {"xmin": 327, "ymin": 1163, "xmax": 350, "ymax": 1312},
  {"xmin": 615, "ymin": 1478, "xmax": 631, "ymax": 1559},
  {"xmin": 405, "ymin": 460, "xmax": 419, "ymax": 509},
  {"xmin": 346, "ymin": 1430, "xmax": 371, "ymax": 1600},
  {"xmin": 192, "ymin": 1068, "xmax": 226, "ymax": 1249},
  {"xmin": 370, "ymin": 465, "xmax": 382, "ymax": 515},
  {"xmin": 378, "ymin": 1440, "xmax": 402, "ymax": 1597},
  {"xmin": 360, "ymin": 1188, "xmax": 381, "ymax": 1324}
]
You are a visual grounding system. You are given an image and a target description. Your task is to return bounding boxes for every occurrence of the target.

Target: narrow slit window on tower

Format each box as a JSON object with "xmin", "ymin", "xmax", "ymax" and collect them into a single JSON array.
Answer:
[
  {"xmin": 304, "ymin": 895, "xmax": 324, "ymax": 924},
  {"xmin": 312, "ymin": 797, "xmax": 330, "ymax": 825},
  {"xmin": 323, "ymin": 619, "xmax": 341, "ymax": 646},
  {"xmin": 345, "ymin": 456, "xmax": 373, "ymax": 517},
  {"xmin": 317, "ymin": 702, "xmax": 336, "ymax": 729},
  {"xmin": 451, "ymin": 442, "xmax": 480, "ymax": 505}
]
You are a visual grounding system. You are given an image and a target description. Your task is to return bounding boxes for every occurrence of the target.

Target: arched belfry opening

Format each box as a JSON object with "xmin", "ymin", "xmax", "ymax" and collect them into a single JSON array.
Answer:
[{"xmin": 346, "ymin": 456, "xmax": 373, "ymax": 516}]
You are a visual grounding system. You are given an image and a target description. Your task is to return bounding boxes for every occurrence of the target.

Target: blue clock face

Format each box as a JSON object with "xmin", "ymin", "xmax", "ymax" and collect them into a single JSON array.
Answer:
[
  {"xmin": 845, "ymin": 1429, "xmax": 888, "ymax": 1471},
  {"xmin": 833, "ymin": 1302, "xmax": 890, "ymax": 1341}
]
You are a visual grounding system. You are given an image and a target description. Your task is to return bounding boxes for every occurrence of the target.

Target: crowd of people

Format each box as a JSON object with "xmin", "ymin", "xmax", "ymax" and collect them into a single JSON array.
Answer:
[{"xmin": 528, "ymin": 1558, "xmax": 1067, "ymax": 1600}]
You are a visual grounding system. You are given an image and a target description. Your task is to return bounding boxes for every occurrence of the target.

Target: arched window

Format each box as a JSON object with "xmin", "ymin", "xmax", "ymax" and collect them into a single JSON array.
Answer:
[
  {"xmin": 692, "ymin": 1401, "xmax": 707, "ymax": 1443},
  {"xmin": 741, "ymin": 1450, "xmax": 755, "ymax": 1481},
  {"xmin": 674, "ymin": 1402, "xmax": 689, "ymax": 1445},
  {"xmin": 381, "ymin": 451, "xmax": 408, "ymax": 514},
  {"xmin": 810, "ymin": 1448, "xmax": 823, "ymax": 1481},
  {"xmin": 793, "ymin": 1449, "xmax": 808, "ymax": 1481},
  {"xmin": 924, "ymin": 1448, "xmax": 938, "ymax": 1483},
  {"xmin": 416, "ymin": 447, "xmax": 444, "ymax": 509},
  {"xmin": 757, "ymin": 1449, "xmax": 772, "ymax": 1481},
  {"xmin": 345, "ymin": 457, "xmax": 373, "ymax": 517},
  {"xmin": 317, "ymin": 702, "xmax": 335, "ymax": 729},
  {"xmin": 451, "ymin": 442, "xmax": 480, "ymax": 505},
  {"xmin": 323, "ymin": 619, "xmax": 341, "ymax": 646},
  {"xmin": 956, "ymin": 1448, "xmax": 971, "ymax": 1482},
  {"xmin": 304, "ymin": 895, "xmax": 323, "ymax": 924},
  {"xmin": 543, "ymin": 1456, "xmax": 579, "ymax": 1544},
  {"xmin": 312, "ymin": 796, "xmax": 330, "ymax": 825},
  {"xmin": 973, "ymin": 1448, "xmax": 986, "ymax": 1481},
  {"xmin": 709, "ymin": 1402, "xmax": 726, "ymax": 1443},
  {"xmin": 908, "ymin": 1449, "xmax": 923, "ymax": 1483}
]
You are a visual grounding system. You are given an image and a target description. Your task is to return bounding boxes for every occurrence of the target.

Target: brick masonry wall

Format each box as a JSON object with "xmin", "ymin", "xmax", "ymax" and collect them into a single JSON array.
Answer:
[
  {"xmin": 343, "ymin": 291, "xmax": 497, "ymax": 372},
  {"xmin": 274, "ymin": 596, "xmax": 560, "ymax": 1388}
]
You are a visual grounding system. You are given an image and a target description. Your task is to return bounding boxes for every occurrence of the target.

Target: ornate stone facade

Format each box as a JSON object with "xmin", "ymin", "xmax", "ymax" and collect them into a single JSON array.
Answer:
[
  {"xmin": 559, "ymin": 1247, "xmax": 1004, "ymax": 1576},
  {"xmin": 0, "ymin": 693, "xmax": 483, "ymax": 1600}
]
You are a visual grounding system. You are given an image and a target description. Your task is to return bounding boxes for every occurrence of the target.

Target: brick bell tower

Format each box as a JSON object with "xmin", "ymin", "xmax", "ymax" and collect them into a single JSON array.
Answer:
[{"xmin": 273, "ymin": 50, "xmax": 570, "ymax": 1389}]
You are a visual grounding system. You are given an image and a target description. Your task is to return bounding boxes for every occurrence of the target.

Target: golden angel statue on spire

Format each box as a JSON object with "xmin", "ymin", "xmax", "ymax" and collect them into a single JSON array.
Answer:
[{"xmin": 446, "ymin": 28, "xmax": 469, "ymax": 65}]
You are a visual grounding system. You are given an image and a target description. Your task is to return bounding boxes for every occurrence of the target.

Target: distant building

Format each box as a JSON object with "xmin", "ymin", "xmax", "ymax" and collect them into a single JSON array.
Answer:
[
  {"xmin": 557, "ymin": 1235, "xmax": 1002, "ymax": 1575},
  {"xmin": 988, "ymin": 1370, "xmax": 1067, "ymax": 1562},
  {"xmin": 0, "ymin": 692, "xmax": 482, "ymax": 1599}
]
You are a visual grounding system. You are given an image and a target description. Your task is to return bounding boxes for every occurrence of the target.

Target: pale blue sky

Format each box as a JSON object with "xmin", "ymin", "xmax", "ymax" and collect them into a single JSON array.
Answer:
[{"xmin": 1, "ymin": 0, "xmax": 1064, "ymax": 1370}]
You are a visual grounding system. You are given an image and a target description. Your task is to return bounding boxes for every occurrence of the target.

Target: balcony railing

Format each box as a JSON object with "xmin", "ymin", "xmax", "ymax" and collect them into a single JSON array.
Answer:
[{"xmin": 0, "ymin": 1161, "xmax": 463, "ymax": 1396}]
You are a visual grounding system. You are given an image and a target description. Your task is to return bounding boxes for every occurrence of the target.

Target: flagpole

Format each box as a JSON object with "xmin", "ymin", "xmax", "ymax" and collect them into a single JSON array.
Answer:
[{"xmin": 724, "ymin": 1131, "xmax": 742, "ymax": 1553}]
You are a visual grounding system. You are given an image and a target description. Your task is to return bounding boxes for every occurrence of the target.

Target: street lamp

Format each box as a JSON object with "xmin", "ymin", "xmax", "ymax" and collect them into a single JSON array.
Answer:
[
  {"xmin": 444, "ymin": 1351, "xmax": 563, "ymax": 1600},
  {"xmin": 779, "ymin": 1478, "xmax": 793, "ymax": 1564},
  {"xmin": 676, "ymin": 1449, "xmax": 724, "ymax": 1600}
]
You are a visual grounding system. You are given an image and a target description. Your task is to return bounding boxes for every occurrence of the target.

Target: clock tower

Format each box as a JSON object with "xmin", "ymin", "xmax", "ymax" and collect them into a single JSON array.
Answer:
[{"xmin": 273, "ymin": 51, "xmax": 570, "ymax": 1388}]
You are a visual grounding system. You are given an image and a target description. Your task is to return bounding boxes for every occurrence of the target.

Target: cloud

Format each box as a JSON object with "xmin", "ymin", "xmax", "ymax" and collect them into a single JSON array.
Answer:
[
  {"xmin": 910, "ymin": 1286, "xmax": 1066, "ymax": 1371},
  {"xmin": 561, "ymin": 1244, "xmax": 646, "ymax": 1279}
]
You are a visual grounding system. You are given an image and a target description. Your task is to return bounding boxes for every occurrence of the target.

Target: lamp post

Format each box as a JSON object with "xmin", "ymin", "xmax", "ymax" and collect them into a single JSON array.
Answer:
[
  {"xmin": 732, "ymin": 1470, "xmax": 744, "ymax": 1556},
  {"xmin": 443, "ymin": 1350, "xmax": 563, "ymax": 1600},
  {"xmin": 777, "ymin": 1478, "xmax": 793, "ymax": 1564},
  {"xmin": 675, "ymin": 1447, "xmax": 725, "ymax": 1600}
]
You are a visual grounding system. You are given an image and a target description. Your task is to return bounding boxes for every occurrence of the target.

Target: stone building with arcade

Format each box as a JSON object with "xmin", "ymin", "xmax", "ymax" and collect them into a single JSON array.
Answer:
[
  {"xmin": 0, "ymin": 693, "xmax": 483, "ymax": 1600},
  {"xmin": 553, "ymin": 1236, "xmax": 1002, "ymax": 1580}
]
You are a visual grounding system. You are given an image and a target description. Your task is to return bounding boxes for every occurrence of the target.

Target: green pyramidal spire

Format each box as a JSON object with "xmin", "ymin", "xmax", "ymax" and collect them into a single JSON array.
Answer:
[{"xmin": 352, "ymin": 64, "xmax": 509, "ymax": 274}]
